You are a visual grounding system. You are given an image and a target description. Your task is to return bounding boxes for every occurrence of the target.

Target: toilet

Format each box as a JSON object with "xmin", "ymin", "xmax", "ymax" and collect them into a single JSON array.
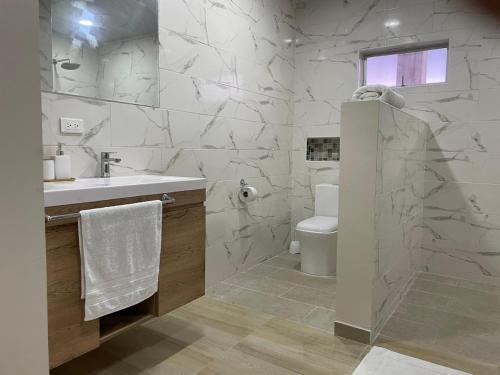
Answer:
[{"xmin": 296, "ymin": 184, "xmax": 338, "ymax": 276}]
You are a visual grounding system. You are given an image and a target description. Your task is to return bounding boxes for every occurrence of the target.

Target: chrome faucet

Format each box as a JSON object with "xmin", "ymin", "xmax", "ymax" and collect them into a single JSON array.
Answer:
[{"xmin": 100, "ymin": 152, "xmax": 122, "ymax": 178}]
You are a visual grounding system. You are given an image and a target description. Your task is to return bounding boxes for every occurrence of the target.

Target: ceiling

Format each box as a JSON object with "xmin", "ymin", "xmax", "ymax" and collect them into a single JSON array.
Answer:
[{"xmin": 51, "ymin": 0, "xmax": 157, "ymax": 47}]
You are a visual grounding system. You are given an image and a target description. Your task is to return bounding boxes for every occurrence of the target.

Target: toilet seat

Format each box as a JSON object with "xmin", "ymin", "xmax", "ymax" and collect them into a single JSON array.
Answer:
[{"xmin": 296, "ymin": 216, "xmax": 338, "ymax": 234}]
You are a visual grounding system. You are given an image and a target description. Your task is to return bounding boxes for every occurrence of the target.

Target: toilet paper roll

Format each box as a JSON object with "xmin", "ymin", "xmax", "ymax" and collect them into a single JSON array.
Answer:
[{"xmin": 239, "ymin": 186, "xmax": 258, "ymax": 203}]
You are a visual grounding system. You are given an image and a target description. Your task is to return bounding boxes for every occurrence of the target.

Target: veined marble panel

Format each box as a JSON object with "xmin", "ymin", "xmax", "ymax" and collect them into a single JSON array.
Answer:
[
  {"xmin": 294, "ymin": 46, "xmax": 359, "ymax": 102},
  {"xmin": 373, "ymin": 104, "xmax": 429, "ymax": 333},
  {"xmin": 41, "ymin": 92, "xmax": 111, "ymax": 147},
  {"xmin": 159, "ymin": 69, "xmax": 293, "ymax": 124},
  {"xmin": 110, "ymin": 103, "xmax": 167, "ymax": 147},
  {"xmin": 160, "ymin": 27, "xmax": 295, "ymax": 101},
  {"xmin": 98, "ymin": 36, "xmax": 159, "ymax": 107}
]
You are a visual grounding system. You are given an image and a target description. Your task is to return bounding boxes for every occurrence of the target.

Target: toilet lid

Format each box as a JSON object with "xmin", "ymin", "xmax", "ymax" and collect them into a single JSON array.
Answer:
[{"xmin": 296, "ymin": 216, "xmax": 338, "ymax": 233}]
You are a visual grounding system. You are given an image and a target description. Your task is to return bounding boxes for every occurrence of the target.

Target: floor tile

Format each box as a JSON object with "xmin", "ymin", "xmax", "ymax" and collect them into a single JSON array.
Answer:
[
  {"xmin": 264, "ymin": 253, "xmax": 301, "ymax": 270},
  {"xmin": 301, "ymin": 307, "xmax": 336, "ymax": 332},
  {"xmin": 456, "ymin": 279, "xmax": 500, "ymax": 295},
  {"xmin": 51, "ymin": 347, "xmax": 147, "ymax": 375},
  {"xmin": 219, "ymin": 287, "xmax": 316, "ymax": 322},
  {"xmin": 173, "ymin": 296, "xmax": 274, "ymax": 339},
  {"xmin": 416, "ymin": 273, "xmax": 460, "ymax": 286},
  {"xmin": 268, "ymin": 268, "xmax": 337, "ymax": 292},
  {"xmin": 205, "ymin": 281, "xmax": 237, "ymax": 300},
  {"xmin": 224, "ymin": 272, "xmax": 295, "ymax": 296},
  {"xmin": 282, "ymin": 285, "xmax": 336, "ymax": 309},
  {"xmin": 404, "ymin": 289, "xmax": 449, "ymax": 306},
  {"xmin": 197, "ymin": 347, "xmax": 298, "ymax": 375},
  {"xmin": 379, "ymin": 316, "xmax": 438, "ymax": 346},
  {"xmin": 237, "ymin": 318, "xmax": 367, "ymax": 375},
  {"xmin": 244, "ymin": 263, "xmax": 282, "ymax": 276},
  {"xmin": 381, "ymin": 272, "xmax": 500, "ymax": 370}
]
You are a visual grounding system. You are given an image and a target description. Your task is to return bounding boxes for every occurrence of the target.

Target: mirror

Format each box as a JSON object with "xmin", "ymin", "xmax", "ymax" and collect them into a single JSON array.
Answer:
[{"xmin": 39, "ymin": 0, "xmax": 159, "ymax": 107}]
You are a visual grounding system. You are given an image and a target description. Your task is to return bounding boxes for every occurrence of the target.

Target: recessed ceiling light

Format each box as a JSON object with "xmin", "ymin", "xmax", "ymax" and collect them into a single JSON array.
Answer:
[
  {"xmin": 384, "ymin": 20, "xmax": 400, "ymax": 28},
  {"xmin": 79, "ymin": 19, "xmax": 93, "ymax": 26}
]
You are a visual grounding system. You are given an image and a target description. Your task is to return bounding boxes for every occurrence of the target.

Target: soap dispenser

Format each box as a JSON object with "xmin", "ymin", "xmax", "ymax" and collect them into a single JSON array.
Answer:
[{"xmin": 54, "ymin": 143, "xmax": 71, "ymax": 180}]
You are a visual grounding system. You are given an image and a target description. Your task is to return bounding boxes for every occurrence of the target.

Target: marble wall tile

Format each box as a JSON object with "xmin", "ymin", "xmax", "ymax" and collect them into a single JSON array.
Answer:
[
  {"xmin": 51, "ymin": 34, "xmax": 100, "ymax": 98},
  {"xmin": 478, "ymin": 88, "xmax": 500, "ymax": 121},
  {"xmin": 294, "ymin": 99, "xmax": 342, "ymax": 127},
  {"xmin": 98, "ymin": 36, "xmax": 159, "ymax": 107},
  {"xmin": 373, "ymin": 105, "xmax": 429, "ymax": 333},
  {"xmin": 426, "ymin": 150, "xmax": 500, "ymax": 184},
  {"xmin": 41, "ymin": 92, "xmax": 111, "ymax": 147},
  {"xmin": 160, "ymin": 25, "xmax": 295, "ymax": 100},
  {"xmin": 159, "ymin": 28, "xmax": 237, "ymax": 87},
  {"xmin": 159, "ymin": 69, "xmax": 293, "ymax": 124},
  {"xmin": 158, "ymin": 0, "xmax": 208, "ymax": 44},
  {"xmin": 424, "ymin": 180, "xmax": 500, "ymax": 215},
  {"xmin": 110, "ymin": 103, "xmax": 167, "ymax": 147}
]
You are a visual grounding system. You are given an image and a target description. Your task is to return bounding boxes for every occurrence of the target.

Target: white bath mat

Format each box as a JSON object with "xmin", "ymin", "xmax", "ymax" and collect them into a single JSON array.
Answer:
[{"xmin": 353, "ymin": 347, "xmax": 471, "ymax": 375}]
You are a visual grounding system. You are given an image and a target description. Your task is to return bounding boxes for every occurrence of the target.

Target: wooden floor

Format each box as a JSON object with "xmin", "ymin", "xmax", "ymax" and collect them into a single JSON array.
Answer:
[{"xmin": 51, "ymin": 296, "xmax": 368, "ymax": 375}]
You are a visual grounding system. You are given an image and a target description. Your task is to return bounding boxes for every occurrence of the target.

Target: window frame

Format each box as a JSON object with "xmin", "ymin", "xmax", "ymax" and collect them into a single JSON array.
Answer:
[{"xmin": 359, "ymin": 40, "xmax": 450, "ymax": 88}]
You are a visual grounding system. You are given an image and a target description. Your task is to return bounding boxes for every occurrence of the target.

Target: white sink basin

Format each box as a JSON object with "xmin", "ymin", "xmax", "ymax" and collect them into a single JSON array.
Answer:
[{"xmin": 44, "ymin": 175, "xmax": 207, "ymax": 207}]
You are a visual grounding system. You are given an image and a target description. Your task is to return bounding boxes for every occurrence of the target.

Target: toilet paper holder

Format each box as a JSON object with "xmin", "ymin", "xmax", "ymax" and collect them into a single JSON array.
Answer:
[
  {"xmin": 240, "ymin": 179, "xmax": 249, "ymax": 197},
  {"xmin": 239, "ymin": 179, "xmax": 257, "ymax": 203}
]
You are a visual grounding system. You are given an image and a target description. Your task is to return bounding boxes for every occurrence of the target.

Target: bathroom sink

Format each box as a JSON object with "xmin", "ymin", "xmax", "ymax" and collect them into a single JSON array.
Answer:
[{"xmin": 44, "ymin": 175, "xmax": 207, "ymax": 207}]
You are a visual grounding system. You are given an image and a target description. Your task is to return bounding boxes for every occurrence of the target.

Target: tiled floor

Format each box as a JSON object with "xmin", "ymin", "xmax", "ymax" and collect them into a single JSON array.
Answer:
[
  {"xmin": 50, "ymin": 254, "xmax": 500, "ymax": 375},
  {"xmin": 206, "ymin": 251, "xmax": 337, "ymax": 333},
  {"xmin": 51, "ymin": 296, "xmax": 367, "ymax": 375},
  {"xmin": 378, "ymin": 272, "xmax": 500, "ymax": 374}
]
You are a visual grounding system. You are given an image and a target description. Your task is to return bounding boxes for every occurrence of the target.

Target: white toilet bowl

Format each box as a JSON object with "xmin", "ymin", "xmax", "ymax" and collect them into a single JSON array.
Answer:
[{"xmin": 296, "ymin": 184, "xmax": 338, "ymax": 276}]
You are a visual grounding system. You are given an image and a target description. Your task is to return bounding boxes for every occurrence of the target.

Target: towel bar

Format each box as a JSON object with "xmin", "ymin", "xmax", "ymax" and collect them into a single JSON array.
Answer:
[{"xmin": 45, "ymin": 193, "xmax": 176, "ymax": 223}]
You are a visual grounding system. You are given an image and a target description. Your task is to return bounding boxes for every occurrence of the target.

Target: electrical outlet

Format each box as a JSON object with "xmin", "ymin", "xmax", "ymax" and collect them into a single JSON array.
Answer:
[{"xmin": 60, "ymin": 117, "xmax": 84, "ymax": 134}]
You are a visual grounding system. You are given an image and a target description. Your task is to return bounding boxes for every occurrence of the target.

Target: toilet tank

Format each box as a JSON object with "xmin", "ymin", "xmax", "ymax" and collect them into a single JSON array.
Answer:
[{"xmin": 314, "ymin": 184, "xmax": 339, "ymax": 217}]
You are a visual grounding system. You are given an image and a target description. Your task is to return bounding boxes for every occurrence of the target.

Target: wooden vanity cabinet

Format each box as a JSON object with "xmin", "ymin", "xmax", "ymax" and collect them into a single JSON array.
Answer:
[{"xmin": 45, "ymin": 189, "xmax": 206, "ymax": 369}]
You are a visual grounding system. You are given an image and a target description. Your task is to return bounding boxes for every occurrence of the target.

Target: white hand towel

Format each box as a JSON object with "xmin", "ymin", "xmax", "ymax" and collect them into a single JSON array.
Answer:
[
  {"xmin": 352, "ymin": 84, "xmax": 405, "ymax": 109},
  {"xmin": 78, "ymin": 200, "xmax": 162, "ymax": 321}
]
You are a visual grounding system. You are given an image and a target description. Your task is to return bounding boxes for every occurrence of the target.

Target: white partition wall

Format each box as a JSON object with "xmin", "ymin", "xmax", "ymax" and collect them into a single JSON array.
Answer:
[{"xmin": 335, "ymin": 101, "xmax": 429, "ymax": 342}]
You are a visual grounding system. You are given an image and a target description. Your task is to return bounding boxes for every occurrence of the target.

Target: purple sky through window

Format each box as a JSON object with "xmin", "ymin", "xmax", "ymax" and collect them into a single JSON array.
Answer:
[{"xmin": 365, "ymin": 47, "xmax": 448, "ymax": 87}]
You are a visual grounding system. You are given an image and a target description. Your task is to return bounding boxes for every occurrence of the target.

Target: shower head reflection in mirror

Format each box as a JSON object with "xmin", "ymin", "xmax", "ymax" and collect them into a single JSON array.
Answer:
[{"xmin": 52, "ymin": 58, "xmax": 81, "ymax": 70}]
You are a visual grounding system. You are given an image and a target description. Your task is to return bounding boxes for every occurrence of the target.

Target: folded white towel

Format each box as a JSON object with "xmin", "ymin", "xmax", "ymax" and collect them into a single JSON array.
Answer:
[
  {"xmin": 79, "ymin": 200, "xmax": 162, "ymax": 321},
  {"xmin": 352, "ymin": 85, "xmax": 405, "ymax": 109}
]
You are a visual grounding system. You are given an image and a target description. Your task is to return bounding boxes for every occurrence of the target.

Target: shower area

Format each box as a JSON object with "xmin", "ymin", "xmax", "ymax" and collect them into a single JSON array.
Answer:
[
  {"xmin": 295, "ymin": 1, "xmax": 500, "ymax": 372},
  {"xmin": 336, "ymin": 99, "xmax": 500, "ymax": 372}
]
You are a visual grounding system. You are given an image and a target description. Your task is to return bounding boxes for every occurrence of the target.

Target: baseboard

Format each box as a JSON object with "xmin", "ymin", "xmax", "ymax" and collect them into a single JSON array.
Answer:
[{"xmin": 334, "ymin": 321, "xmax": 371, "ymax": 344}]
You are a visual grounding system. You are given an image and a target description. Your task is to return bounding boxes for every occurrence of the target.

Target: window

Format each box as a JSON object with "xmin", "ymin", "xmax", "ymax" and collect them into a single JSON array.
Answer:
[{"xmin": 360, "ymin": 42, "xmax": 448, "ymax": 87}]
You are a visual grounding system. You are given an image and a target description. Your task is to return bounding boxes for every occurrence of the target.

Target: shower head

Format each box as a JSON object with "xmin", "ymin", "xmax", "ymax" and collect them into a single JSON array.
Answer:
[
  {"xmin": 53, "ymin": 58, "xmax": 81, "ymax": 70},
  {"xmin": 61, "ymin": 61, "xmax": 81, "ymax": 70}
]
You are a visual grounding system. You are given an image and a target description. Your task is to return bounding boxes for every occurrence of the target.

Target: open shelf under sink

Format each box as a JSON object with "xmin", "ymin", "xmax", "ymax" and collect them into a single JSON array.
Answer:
[{"xmin": 99, "ymin": 295, "xmax": 156, "ymax": 343}]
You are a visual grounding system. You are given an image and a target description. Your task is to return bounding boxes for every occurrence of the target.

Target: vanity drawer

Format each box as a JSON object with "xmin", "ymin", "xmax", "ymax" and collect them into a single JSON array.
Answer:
[
  {"xmin": 46, "ymin": 223, "xmax": 99, "ymax": 369},
  {"xmin": 156, "ymin": 204, "xmax": 206, "ymax": 316}
]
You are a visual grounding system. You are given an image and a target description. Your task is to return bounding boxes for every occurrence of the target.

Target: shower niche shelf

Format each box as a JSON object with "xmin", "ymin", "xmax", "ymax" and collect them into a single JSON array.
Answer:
[{"xmin": 306, "ymin": 137, "xmax": 340, "ymax": 161}]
